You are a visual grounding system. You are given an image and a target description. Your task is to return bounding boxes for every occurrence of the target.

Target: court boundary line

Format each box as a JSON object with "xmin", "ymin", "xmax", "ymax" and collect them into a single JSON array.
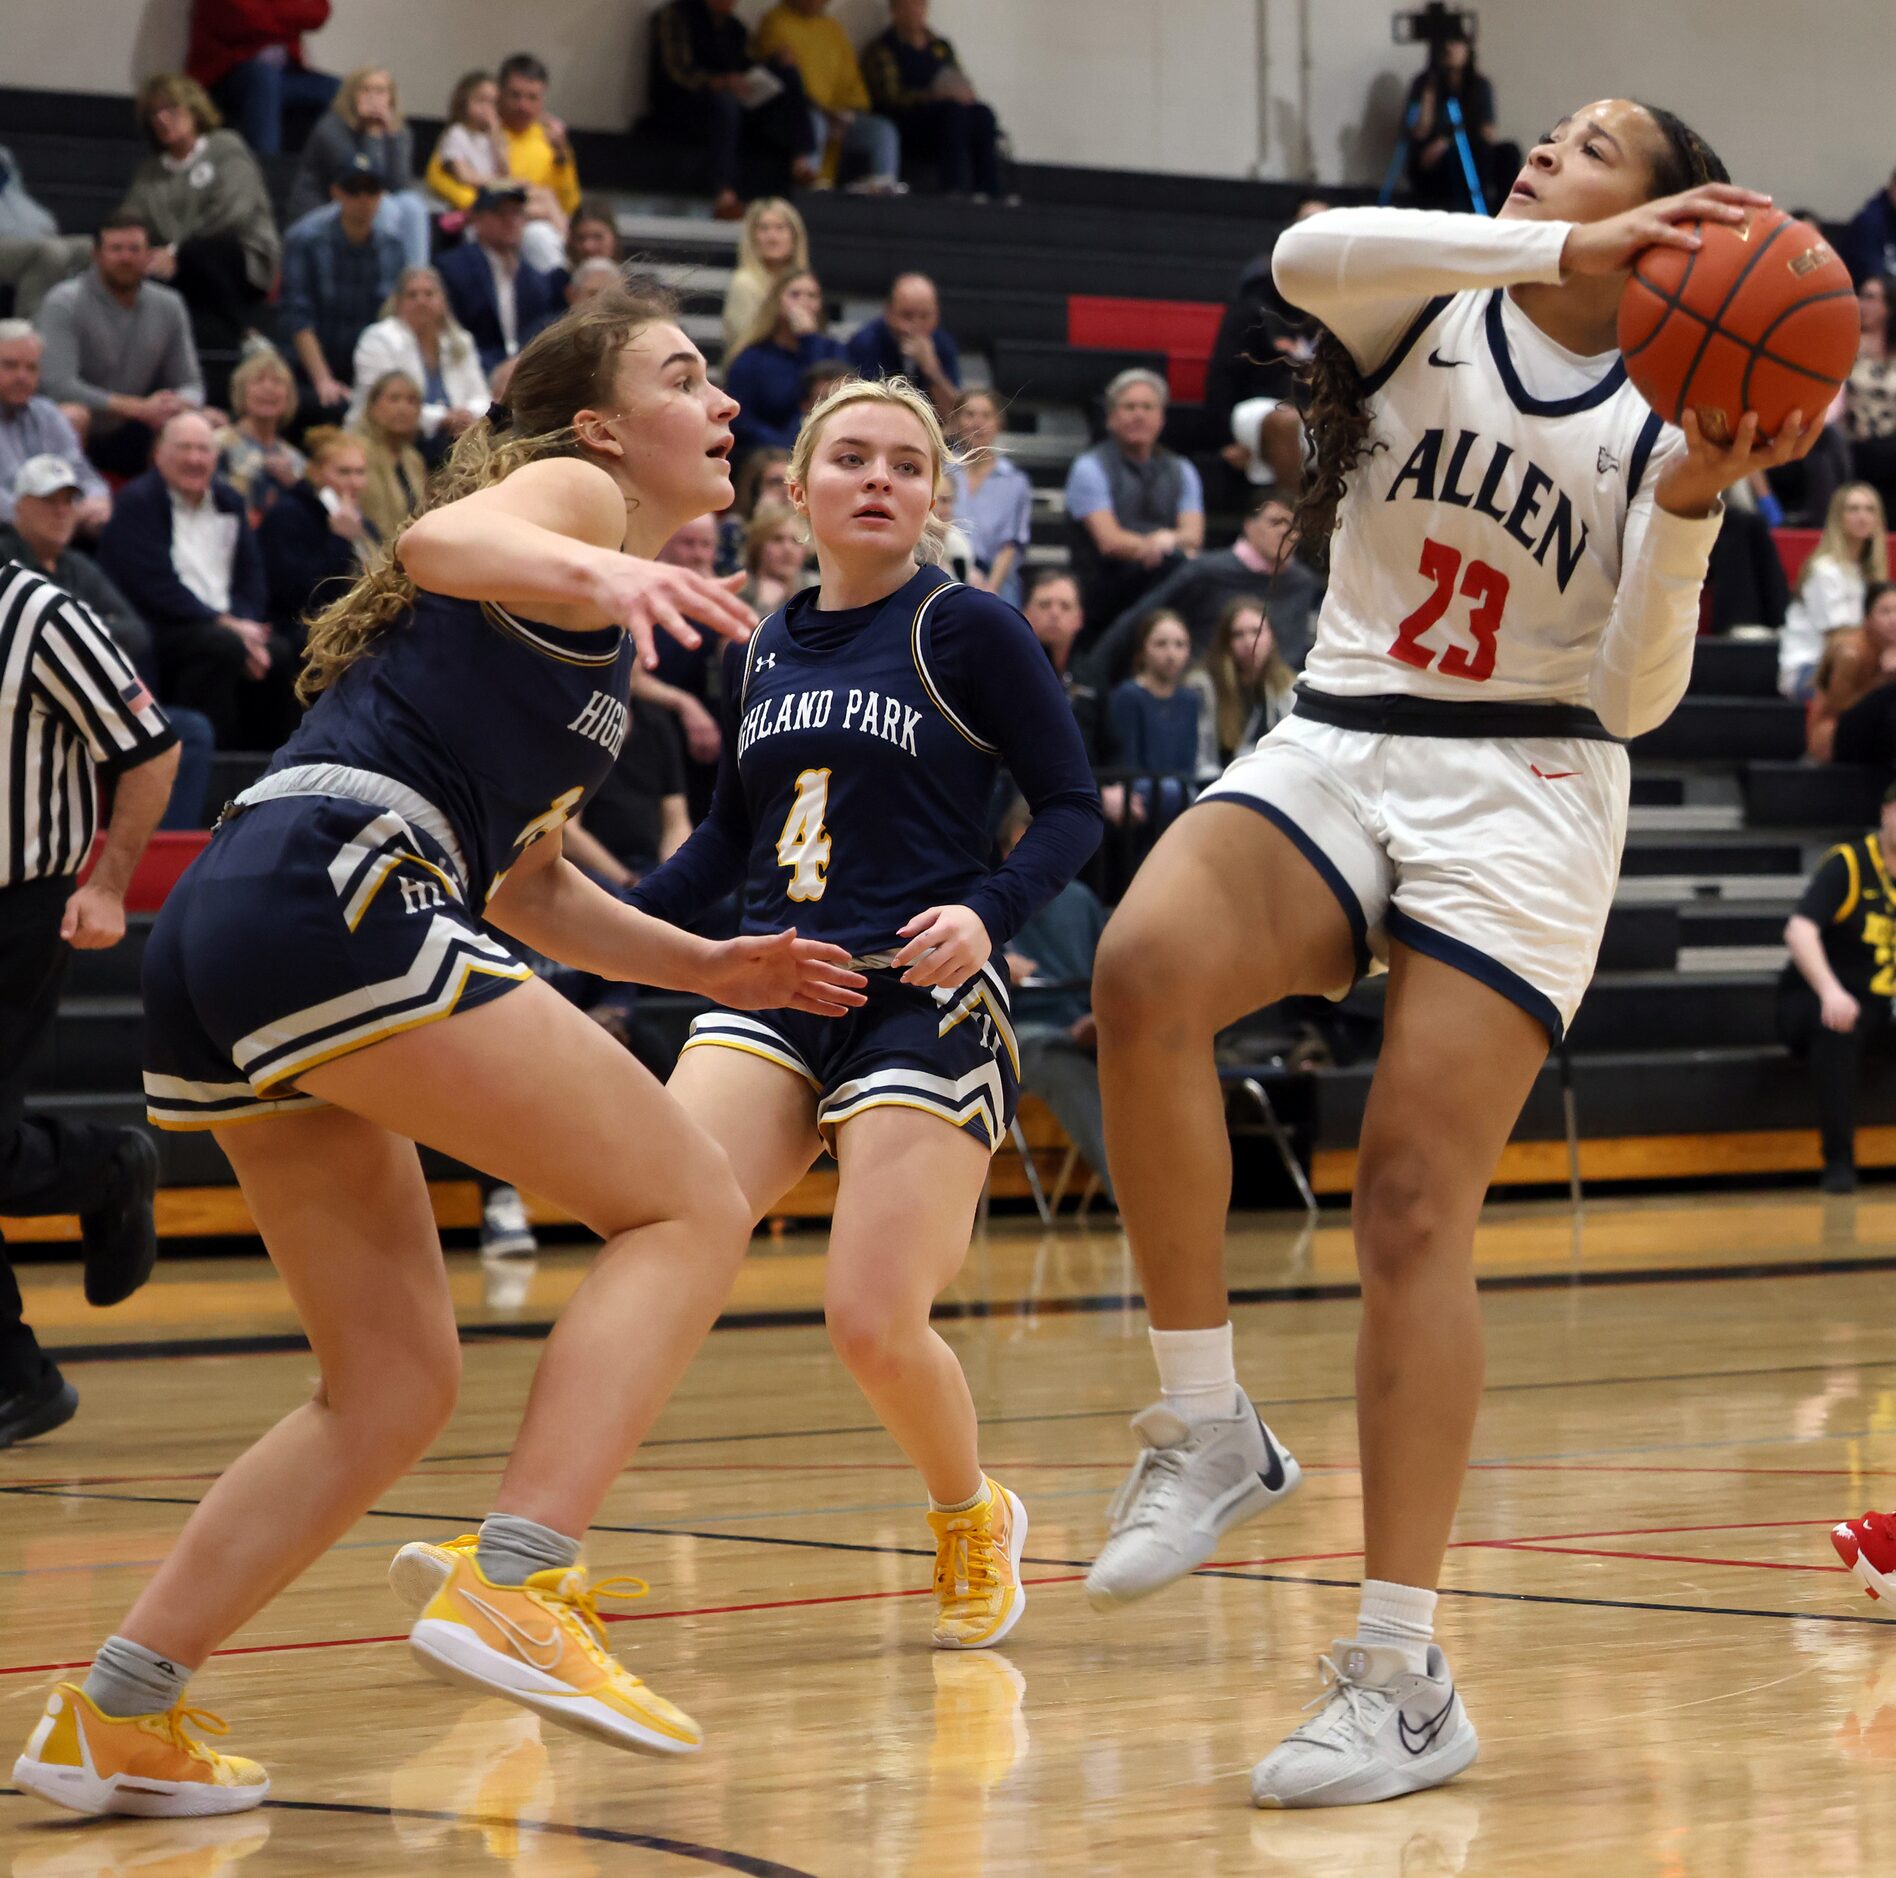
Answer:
[
  {"xmin": 39, "ymin": 1250, "xmax": 1896, "ymax": 1368},
  {"xmin": 0, "ymin": 1792, "xmax": 818, "ymax": 1875}
]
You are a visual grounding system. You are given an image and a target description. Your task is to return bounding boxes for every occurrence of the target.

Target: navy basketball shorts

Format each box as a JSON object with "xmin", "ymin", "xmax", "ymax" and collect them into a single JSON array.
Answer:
[
  {"xmin": 1199, "ymin": 712, "xmax": 1629, "ymax": 1041},
  {"xmin": 142, "ymin": 796, "xmax": 533, "ymax": 1130},
  {"xmin": 680, "ymin": 960, "xmax": 1019, "ymax": 1153}
]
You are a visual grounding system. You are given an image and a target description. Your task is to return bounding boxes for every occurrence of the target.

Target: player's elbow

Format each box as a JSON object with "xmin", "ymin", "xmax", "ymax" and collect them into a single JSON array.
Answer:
[{"xmin": 1269, "ymin": 218, "xmax": 1336, "ymax": 315}]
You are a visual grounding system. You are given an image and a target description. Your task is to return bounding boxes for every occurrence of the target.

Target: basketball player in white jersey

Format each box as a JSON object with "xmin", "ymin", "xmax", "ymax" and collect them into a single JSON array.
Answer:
[{"xmin": 1084, "ymin": 100, "xmax": 1823, "ymax": 1806}]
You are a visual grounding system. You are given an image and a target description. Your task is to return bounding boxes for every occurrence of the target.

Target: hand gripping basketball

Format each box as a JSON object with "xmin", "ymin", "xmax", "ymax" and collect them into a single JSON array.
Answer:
[{"xmin": 1561, "ymin": 183, "xmax": 1771, "ymax": 277}]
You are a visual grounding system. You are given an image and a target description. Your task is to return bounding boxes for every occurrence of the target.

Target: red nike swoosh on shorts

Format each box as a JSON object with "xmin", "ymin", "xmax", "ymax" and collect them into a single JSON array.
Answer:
[{"xmin": 1531, "ymin": 764, "xmax": 1579, "ymax": 781}]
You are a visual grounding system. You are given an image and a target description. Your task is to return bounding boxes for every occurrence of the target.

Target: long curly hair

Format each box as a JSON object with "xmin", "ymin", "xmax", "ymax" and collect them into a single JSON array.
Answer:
[
  {"xmin": 298, "ymin": 281, "xmax": 679, "ymax": 703},
  {"xmin": 1292, "ymin": 103, "xmax": 1728, "ymax": 566}
]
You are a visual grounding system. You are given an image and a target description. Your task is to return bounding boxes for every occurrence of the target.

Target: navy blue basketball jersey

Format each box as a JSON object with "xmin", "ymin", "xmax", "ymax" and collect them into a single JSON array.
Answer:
[
  {"xmin": 732, "ymin": 566, "xmax": 1011, "ymax": 956},
  {"xmin": 263, "ymin": 589, "xmax": 636, "ymax": 905}
]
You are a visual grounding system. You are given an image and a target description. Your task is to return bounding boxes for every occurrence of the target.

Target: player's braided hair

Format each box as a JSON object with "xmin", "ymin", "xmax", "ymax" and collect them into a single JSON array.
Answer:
[
  {"xmin": 1292, "ymin": 102, "xmax": 1727, "ymax": 568},
  {"xmin": 299, "ymin": 279, "xmax": 679, "ymax": 703}
]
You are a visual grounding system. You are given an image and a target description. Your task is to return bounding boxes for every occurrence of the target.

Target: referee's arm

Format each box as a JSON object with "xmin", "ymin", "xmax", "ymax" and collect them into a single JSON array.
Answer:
[{"xmin": 32, "ymin": 592, "xmax": 180, "ymax": 951}]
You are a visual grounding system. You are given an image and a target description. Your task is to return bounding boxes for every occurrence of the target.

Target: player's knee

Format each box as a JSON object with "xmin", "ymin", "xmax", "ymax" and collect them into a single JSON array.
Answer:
[
  {"xmin": 1094, "ymin": 910, "xmax": 1197, "ymax": 1046},
  {"xmin": 824, "ymin": 1290, "xmax": 912, "ymax": 1388},
  {"xmin": 1352, "ymin": 1153, "xmax": 1453, "ymax": 1289},
  {"xmin": 681, "ymin": 1152, "xmax": 754, "ymax": 1259}
]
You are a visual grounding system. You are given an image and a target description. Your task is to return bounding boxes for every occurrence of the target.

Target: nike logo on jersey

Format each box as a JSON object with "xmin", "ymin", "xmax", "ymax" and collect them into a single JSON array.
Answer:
[
  {"xmin": 1256, "ymin": 1414, "xmax": 1287, "ymax": 1491},
  {"xmin": 1427, "ymin": 349, "xmax": 1467, "ymax": 368},
  {"xmin": 1530, "ymin": 764, "xmax": 1579, "ymax": 781},
  {"xmin": 1384, "ymin": 427, "xmax": 1591, "ymax": 592},
  {"xmin": 460, "ymin": 1589, "xmax": 565, "ymax": 1669},
  {"xmin": 1398, "ymin": 1688, "xmax": 1457, "ymax": 1755}
]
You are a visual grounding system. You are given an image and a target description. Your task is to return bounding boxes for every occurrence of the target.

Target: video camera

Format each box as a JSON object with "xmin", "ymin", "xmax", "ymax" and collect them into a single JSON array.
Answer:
[{"xmin": 1391, "ymin": 3, "xmax": 1476, "ymax": 49}]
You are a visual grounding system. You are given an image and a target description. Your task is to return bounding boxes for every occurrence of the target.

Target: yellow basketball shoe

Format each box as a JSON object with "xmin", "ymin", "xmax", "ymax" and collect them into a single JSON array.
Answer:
[
  {"xmin": 12, "ymin": 1684, "xmax": 269, "ymax": 1818},
  {"xmin": 408, "ymin": 1551, "xmax": 702, "ymax": 1756},
  {"xmin": 928, "ymin": 1479, "xmax": 1029, "ymax": 1650},
  {"xmin": 388, "ymin": 1531, "xmax": 478, "ymax": 1610}
]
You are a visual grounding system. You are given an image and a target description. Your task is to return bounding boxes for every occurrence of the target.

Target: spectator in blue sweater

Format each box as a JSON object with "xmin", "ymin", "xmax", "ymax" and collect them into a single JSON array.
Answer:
[
  {"xmin": 436, "ymin": 186, "xmax": 562, "ymax": 378},
  {"xmin": 97, "ymin": 411, "xmax": 297, "ymax": 747},
  {"xmin": 1108, "ymin": 609, "xmax": 1199, "ymax": 826},
  {"xmin": 724, "ymin": 268, "xmax": 844, "ymax": 455},
  {"xmin": 861, "ymin": 0, "xmax": 1003, "ymax": 199},
  {"xmin": 257, "ymin": 426, "xmax": 375, "ymax": 639},
  {"xmin": 845, "ymin": 270, "xmax": 960, "ymax": 414}
]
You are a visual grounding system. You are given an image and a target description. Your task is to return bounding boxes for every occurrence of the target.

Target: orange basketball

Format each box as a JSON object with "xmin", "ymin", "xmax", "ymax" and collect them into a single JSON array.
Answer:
[{"xmin": 1617, "ymin": 207, "xmax": 1857, "ymax": 442}]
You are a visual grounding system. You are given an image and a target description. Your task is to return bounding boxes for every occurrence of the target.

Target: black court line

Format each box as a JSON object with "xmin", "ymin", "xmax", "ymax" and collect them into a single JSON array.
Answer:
[
  {"xmin": 0, "ymin": 1793, "xmax": 817, "ymax": 1875},
  {"xmin": 5, "ymin": 1482, "xmax": 1887, "ymax": 1635},
  {"xmin": 413, "ymin": 1352, "xmax": 1896, "ymax": 1466},
  {"xmin": 41, "ymin": 1248, "xmax": 1896, "ymax": 1370}
]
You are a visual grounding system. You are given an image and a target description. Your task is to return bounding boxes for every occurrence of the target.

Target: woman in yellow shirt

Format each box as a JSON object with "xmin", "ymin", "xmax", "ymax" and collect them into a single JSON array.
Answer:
[{"xmin": 753, "ymin": 0, "xmax": 901, "ymax": 191}]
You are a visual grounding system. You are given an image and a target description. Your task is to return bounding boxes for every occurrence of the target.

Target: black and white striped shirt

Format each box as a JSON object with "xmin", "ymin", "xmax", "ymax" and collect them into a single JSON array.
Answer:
[{"xmin": 0, "ymin": 560, "xmax": 177, "ymax": 889}]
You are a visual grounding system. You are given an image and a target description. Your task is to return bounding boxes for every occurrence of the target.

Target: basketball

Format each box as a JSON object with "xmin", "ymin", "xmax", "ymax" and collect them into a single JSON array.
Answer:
[{"xmin": 1617, "ymin": 206, "xmax": 1857, "ymax": 442}]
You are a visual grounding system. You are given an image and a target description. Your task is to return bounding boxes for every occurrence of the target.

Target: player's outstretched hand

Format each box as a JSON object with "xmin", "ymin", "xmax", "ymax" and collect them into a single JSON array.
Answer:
[
  {"xmin": 891, "ymin": 904, "xmax": 992, "ymax": 990},
  {"xmin": 1562, "ymin": 183, "xmax": 1772, "ymax": 277},
  {"xmin": 706, "ymin": 929, "xmax": 868, "ymax": 1017},
  {"xmin": 591, "ymin": 559, "xmax": 756, "ymax": 673},
  {"xmin": 1655, "ymin": 408, "xmax": 1826, "ymax": 518}
]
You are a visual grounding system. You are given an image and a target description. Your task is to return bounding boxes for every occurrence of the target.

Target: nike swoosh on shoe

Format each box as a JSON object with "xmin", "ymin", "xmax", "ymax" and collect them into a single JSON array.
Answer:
[
  {"xmin": 461, "ymin": 1589, "xmax": 565, "ymax": 1670},
  {"xmin": 1398, "ymin": 1688, "xmax": 1457, "ymax": 1755}
]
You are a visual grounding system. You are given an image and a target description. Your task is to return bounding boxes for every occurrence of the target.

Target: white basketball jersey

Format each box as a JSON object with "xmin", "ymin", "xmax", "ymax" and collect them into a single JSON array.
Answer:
[{"xmin": 1301, "ymin": 285, "xmax": 1677, "ymax": 708}]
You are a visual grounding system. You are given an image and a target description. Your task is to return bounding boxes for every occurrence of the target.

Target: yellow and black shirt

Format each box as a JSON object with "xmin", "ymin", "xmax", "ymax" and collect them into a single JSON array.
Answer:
[{"xmin": 1796, "ymin": 832, "xmax": 1896, "ymax": 999}]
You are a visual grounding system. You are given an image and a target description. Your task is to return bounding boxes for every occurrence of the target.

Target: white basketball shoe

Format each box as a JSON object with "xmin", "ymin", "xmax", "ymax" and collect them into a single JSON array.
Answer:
[
  {"xmin": 1250, "ymin": 1639, "xmax": 1477, "ymax": 1808},
  {"xmin": 1085, "ymin": 1388, "xmax": 1301, "ymax": 1608}
]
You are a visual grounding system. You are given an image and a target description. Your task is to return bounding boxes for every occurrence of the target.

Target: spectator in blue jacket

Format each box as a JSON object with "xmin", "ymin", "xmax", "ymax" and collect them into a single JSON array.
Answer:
[
  {"xmin": 97, "ymin": 411, "xmax": 297, "ymax": 747},
  {"xmin": 436, "ymin": 185, "xmax": 562, "ymax": 379},
  {"xmin": 845, "ymin": 270, "xmax": 959, "ymax": 413},
  {"xmin": 257, "ymin": 426, "xmax": 375, "ymax": 638},
  {"xmin": 725, "ymin": 268, "xmax": 845, "ymax": 455},
  {"xmin": 1847, "ymin": 169, "xmax": 1896, "ymax": 286},
  {"xmin": 278, "ymin": 156, "xmax": 404, "ymax": 424}
]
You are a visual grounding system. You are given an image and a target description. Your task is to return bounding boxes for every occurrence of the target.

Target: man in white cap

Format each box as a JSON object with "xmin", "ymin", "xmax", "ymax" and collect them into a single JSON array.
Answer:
[
  {"xmin": 0, "ymin": 319, "xmax": 110, "ymax": 537},
  {"xmin": 0, "ymin": 455, "xmax": 147, "ymax": 665}
]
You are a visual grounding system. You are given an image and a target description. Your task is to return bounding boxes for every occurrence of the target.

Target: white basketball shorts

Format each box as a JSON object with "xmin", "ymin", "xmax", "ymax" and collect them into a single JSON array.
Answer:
[{"xmin": 1197, "ymin": 711, "xmax": 1630, "ymax": 1040}]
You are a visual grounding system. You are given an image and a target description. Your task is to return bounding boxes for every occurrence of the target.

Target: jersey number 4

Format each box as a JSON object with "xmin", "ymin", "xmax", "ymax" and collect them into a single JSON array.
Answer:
[
  {"xmin": 776, "ymin": 767, "xmax": 833, "ymax": 902},
  {"xmin": 1388, "ymin": 538, "xmax": 1511, "ymax": 683}
]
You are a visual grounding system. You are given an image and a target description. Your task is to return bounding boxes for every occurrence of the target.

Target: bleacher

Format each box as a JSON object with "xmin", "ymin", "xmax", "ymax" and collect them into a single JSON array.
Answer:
[{"xmin": 6, "ymin": 77, "xmax": 1891, "ymax": 1232}]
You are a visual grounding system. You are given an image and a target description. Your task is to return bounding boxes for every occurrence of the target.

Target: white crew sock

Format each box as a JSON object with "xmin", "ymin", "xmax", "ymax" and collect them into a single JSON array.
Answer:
[
  {"xmin": 1356, "ymin": 1578, "xmax": 1438, "ymax": 1677},
  {"xmin": 1149, "ymin": 1323, "xmax": 1239, "ymax": 1425}
]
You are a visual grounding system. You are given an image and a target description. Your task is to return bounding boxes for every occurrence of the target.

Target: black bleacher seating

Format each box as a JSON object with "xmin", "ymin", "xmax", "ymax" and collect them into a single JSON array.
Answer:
[
  {"xmin": 1618, "ymin": 840, "xmax": 1803, "ymax": 878},
  {"xmin": 1742, "ymin": 762, "xmax": 1885, "ymax": 830},
  {"xmin": 1632, "ymin": 698, "xmax": 1805, "ymax": 761},
  {"xmin": 989, "ymin": 340, "xmax": 1168, "ymax": 407},
  {"xmin": 1688, "ymin": 636, "xmax": 1779, "ymax": 698}
]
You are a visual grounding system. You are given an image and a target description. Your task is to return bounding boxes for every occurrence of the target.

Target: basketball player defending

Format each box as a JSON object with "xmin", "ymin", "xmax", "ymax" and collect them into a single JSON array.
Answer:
[
  {"xmin": 1085, "ymin": 101, "xmax": 1822, "ymax": 1806},
  {"xmin": 14, "ymin": 288, "xmax": 868, "ymax": 1818}
]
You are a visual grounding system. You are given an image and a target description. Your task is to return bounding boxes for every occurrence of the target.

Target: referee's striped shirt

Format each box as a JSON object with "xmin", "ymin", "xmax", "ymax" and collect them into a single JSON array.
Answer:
[{"xmin": 0, "ymin": 559, "xmax": 177, "ymax": 890}]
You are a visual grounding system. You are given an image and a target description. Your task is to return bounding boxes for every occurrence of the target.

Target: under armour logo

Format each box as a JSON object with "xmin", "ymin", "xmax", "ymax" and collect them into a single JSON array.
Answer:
[
  {"xmin": 756, "ymin": 652, "xmax": 778, "ymax": 671},
  {"xmin": 1597, "ymin": 447, "xmax": 1621, "ymax": 474}
]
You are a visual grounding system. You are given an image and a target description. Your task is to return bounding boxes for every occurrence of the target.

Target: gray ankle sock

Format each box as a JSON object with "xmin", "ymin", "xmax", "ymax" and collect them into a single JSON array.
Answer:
[
  {"xmin": 476, "ymin": 1512, "xmax": 582, "ymax": 1586},
  {"xmin": 82, "ymin": 1635, "xmax": 191, "ymax": 1718}
]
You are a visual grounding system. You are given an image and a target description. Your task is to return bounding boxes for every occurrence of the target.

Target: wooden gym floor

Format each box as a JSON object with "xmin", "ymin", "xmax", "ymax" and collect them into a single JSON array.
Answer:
[{"xmin": 5, "ymin": 1191, "xmax": 1896, "ymax": 1874}]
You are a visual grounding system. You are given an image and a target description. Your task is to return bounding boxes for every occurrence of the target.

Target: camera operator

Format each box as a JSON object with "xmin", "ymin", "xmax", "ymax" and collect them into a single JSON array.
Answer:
[{"xmin": 1402, "ymin": 24, "xmax": 1518, "ymax": 213}]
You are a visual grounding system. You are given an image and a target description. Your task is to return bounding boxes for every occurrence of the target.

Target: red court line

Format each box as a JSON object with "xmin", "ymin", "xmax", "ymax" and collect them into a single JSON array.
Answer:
[
  {"xmin": 1487, "ymin": 1542, "xmax": 1846, "ymax": 1576},
  {"xmin": 0, "ymin": 1575, "xmax": 1093, "ymax": 1680}
]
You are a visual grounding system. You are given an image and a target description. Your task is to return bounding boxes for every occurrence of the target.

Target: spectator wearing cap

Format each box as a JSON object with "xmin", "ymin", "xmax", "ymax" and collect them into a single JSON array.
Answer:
[
  {"xmin": 285, "ymin": 65, "xmax": 432, "ymax": 270},
  {"xmin": 752, "ymin": 0, "xmax": 902, "ymax": 194},
  {"xmin": 186, "ymin": 0, "xmax": 338, "ymax": 158},
  {"xmin": 846, "ymin": 271, "xmax": 960, "ymax": 413},
  {"xmin": 862, "ymin": 0, "xmax": 1002, "ymax": 199},
  {"xmin": 34, "ymin": 217, "xmax": 205, "ymax": 480},
  {"xmin": 99, "ymin": 410, "xmax": 297, "ymax": 748},
  {"xmin": 279, "ymin": 155, "xmax": 405, "ymax": 423},
  {"xmin": 0, "ymin": 453, "xmax": 214, "ymax": 831},
  {"xmin": 437, "ymin": 185, "xmax": 562, "ymax": 378},
  {"xmin": 648, "ymin": 0, "xmax": 815, "ymax": 220},
  {"xmin": 0, "ymin": 555, "xmax": 179, "ymax": 1448},
  {"xmin": 120, "ymin": 75, "xmax": 281, "ymax": 360},
  {"xmin": 0, "ymin": 457, "xmax": 147, "ymax": 666},
  {"xmin": 1088, "ymin": 490, "xmax": 1321, "ymax": 686},
  {"xmin": 494, "ymin": 54, "xmax": 582, "ymax": 277},
  {"xmin": 1063, "ymin": 366, "xmax": 1204, "ymax": 635},
  {"xmin": 0, "ymin": 148, "xmax": 90, "ymax": 321},
  {"xmin": 0, "ymin": 322, "xmax": 111, "ymax": 537}
]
